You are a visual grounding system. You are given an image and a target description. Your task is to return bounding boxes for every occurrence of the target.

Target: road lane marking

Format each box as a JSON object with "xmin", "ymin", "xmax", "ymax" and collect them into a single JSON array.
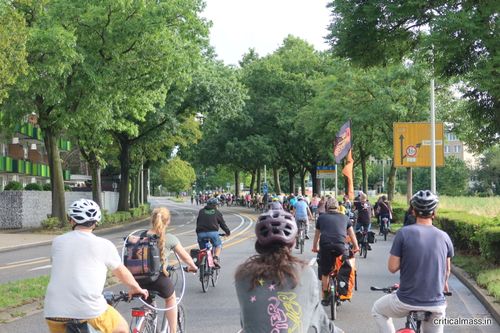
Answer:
[
  {"xmin": 0, "ymin": 258, "xmax": 50, "ymax": 270},
  {"xmin": 28, "ymin": 265, "xmax": 52, "ymax": 271},
  {"xmin": 6, "ymin": 257, "xmax": 46, "ymax": 265}
]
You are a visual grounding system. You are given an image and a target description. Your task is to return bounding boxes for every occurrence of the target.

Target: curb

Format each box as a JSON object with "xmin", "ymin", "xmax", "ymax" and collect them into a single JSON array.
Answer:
[{"xmin": 451, "ymin": 264, "xmax": 500, "ymax": 324}]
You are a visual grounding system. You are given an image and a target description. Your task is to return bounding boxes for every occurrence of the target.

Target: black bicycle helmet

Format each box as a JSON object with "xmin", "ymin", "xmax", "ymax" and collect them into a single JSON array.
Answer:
[
  {"xmin": 255, "ymin": 210, "xmax": 297, "ymax": 247},
  {"xmin": 410, "ymin": 190, "xmax": 439, "ymax": 217},
  {"xmin": 207, "ymin": 197, "xmax": 219, "ymax": 206}
]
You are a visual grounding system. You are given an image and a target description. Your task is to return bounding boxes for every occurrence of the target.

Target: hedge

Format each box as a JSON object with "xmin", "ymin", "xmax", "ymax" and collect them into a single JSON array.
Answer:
[
  {"xmin": 388, "ymin": 202, "xmax": 500, "ymax": 264},
  {"xmin": 4, "ymin": 181, "xmax": 23, "ymax": 190},
  {"xmin": 24, "ymin": 183, "xmax": 43, "ymax": 191},
  {"xmin": 101, "ymin": 204, "xmax": 151, "ymax": 226}
]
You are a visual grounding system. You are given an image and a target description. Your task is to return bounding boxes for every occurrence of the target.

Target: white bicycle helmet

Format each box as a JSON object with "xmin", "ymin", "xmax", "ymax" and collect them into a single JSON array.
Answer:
[{"xmin": 68, "ymin": 199, "xmax": 102, "ymax": 224}]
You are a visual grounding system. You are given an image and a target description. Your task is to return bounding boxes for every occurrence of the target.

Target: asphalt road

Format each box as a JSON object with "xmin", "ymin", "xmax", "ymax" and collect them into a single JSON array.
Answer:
[{"xmin": 0, "ymin": 198, "xmax": 498, "ymax": 332}]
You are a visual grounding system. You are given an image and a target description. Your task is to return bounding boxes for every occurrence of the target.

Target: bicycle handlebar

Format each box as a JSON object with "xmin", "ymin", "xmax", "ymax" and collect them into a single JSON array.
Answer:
[{"xmin": 371, "ymin": 285, "xmax": 452, "ymax": 297}]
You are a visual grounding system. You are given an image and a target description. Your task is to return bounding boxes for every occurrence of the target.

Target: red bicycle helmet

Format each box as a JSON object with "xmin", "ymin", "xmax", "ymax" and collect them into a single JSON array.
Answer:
[{"xmin": 255, "ymin": 210, "xmax": 297, "ymax": 247}]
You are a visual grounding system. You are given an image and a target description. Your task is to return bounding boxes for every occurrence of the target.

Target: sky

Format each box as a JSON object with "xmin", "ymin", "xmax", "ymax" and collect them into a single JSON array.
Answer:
[{"xmin": 202, "ymin": 0, "xmax": 332, "ymax": 66}]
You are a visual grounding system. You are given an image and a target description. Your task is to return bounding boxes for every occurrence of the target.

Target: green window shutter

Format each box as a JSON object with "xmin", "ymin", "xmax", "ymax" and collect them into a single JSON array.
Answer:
[
  {"xmin": 5, "ymin": 157, "xmax": 13, "ymax": 172},
  {"xmin": 25, "ymin": 161, "xmax": 32, "ymax": 175},
  {"xmin": 63, "ymin": 170, "xmax": 70, "ymax": 180},
  {"xmin": 0, "ymin": 156, "xmax": 5, "ymax": 171}
]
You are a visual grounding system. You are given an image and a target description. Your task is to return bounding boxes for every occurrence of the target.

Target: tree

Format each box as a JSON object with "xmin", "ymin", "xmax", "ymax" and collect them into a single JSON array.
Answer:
[
  {"xmin": 327, "ymin": 0, "xmax": 499, "ymax": 151},
  {"xmin": 413, "ymin": 157, "xmax": 470, "ymax": 196},
  {"xmin": 160, "ymin": 157, "xmax": 196, "ymax": 195},
  {"xmin": 0, "ymin": 2, "xmax": 27, "ymax": 104},
  {"xmin": 473, "ymin": 145, "xmax": 500, "ymax": 195}
]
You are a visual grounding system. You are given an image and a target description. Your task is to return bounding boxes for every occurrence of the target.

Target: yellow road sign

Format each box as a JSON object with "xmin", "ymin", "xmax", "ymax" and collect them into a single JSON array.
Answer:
[{"xmin": 393, "ymin": 122, "xmax": 444, "ymax": 167}]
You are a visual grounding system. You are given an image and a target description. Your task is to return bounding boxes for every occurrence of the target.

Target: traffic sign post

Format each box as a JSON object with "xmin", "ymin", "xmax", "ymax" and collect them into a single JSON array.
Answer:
[
  {"xmin": 316, "ymin": 165, "xmax": 337, "ymax": 197},
  {"xmin": 393, "ymin": 122, "xmax": 444, "ymax": 167},
  {"xmin": 262, "ymin": 182, "xmax": 268, "ymax": 194}
]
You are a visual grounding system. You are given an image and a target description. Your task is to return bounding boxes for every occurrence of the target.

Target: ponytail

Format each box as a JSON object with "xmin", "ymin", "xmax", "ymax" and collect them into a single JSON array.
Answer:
[{"xmin": 151, "ymin": 207, "xmax": 171, "ymax": 276}]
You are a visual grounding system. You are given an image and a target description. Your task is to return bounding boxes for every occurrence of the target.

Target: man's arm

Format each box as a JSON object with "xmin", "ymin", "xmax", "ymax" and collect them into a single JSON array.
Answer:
[
  {"xmin": 217, "ymin": 212, "xmax": 231, "ymax": 236},
  {"xmin": 112, "ymin": 265, "xmax": 149, "ymax": 299},
  {"xmin": 312, "ymin": 229, "xmax": 320, "ymax": 253},
  {"xmin": 388, "ymin": 255, "xmax": 400, "ymax": 273},
  {"xmin": 444, "ymin": 257, "xmax": 451, "ymax": 292},
  {"xmin": 346, "ymin": 226, "xmax": 359, "ymax": 253}
]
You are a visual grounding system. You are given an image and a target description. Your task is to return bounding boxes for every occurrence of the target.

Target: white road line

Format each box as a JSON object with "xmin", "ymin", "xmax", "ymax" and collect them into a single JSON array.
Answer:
[
  {"xmin": 309, "ymin": 257, "xmax": 317, "ymax": 266},
  {"xmin": 6, "ymin": 257, "xmax": 47, "ymax": 265},
  {"xmin": 28, "ymin": 265, "xmax": 52, "ymax": 271}
]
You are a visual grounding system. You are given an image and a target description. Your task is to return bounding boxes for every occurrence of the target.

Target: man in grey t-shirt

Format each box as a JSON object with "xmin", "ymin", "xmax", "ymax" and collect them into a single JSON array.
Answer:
[{"xmin": 372, "ymin": 190, "xmax": 453, "ymax": 333}]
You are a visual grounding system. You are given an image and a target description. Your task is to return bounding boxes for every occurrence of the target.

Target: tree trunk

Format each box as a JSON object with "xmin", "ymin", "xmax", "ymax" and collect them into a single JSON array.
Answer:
[
  {"xmin": 256, "ymin": 168, "xmax": 261, "ymax": 194},
  {"xmin": 117, "ymin": 139, "xmax": 131, "ymax": 211},
  {"xmin": 234, "ymin": 171, "xmax": 240, "ymax": 197},
  {"xmin": 143, "ymin": 162, "xmax": 150, "ymax": 204},
  {"xmin": 308, "ymin": 166, "xmax": 320, "ymax": 195},
  {"xmin": 43, "ymin": 129, "xmax": 66, "ymax": 227},
  {"xmin": 288, "ymin": 168, "xmax": 296, "ymax": 194},
  {"xmin": 299, "ymin": 168, "xmax": 306, "ymax": 195},
  {"xmin": 89, "ymin": 152, "xmax": 102, "ymax": 209},
  {"xmin": 273, "ymin": 167, "xmax": 281, "ymax": 194},
  {"xmin": 387, "ymin": 162, "xmax": 397, "ymax": 201},
  {"xmin": 361, "ymin": 156, "xmax": 368, "ymax": 194},
  {"xmin": 249, "ymin": 170, "xmax": 256, "ymax": 194}
]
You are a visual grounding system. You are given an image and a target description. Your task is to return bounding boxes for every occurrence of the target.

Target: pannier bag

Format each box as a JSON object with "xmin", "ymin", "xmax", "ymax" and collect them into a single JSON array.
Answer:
[
  {"xmin": 123, "ymin": 232, "xmax": 161, "ymax": 283},
  {"xmin": 336, "ymin": 258, "xmax": 355, "ymax": 301},
  {"xmin": 190, "ymin": 248, "xmax": 200, "ymax": 266},
  {"xmin": 368, "ymin": 231, "xmax": 376, "ymax": 243}
]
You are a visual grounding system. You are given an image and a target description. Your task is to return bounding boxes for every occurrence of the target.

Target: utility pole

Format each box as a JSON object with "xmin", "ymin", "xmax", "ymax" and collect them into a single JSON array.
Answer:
[{"xmin": 431, "ymin": 79, "xmax": 436, "ymax": 194}]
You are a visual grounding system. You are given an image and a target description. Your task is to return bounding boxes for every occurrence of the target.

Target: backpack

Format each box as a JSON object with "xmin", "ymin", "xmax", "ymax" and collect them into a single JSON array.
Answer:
[
  {"xmin": 123, "ymin": 231, "xmax": 161, "ymax": 283},
  {"xmin": 336, "ymin": 257, "xmax": 356, "ymax": 301}
]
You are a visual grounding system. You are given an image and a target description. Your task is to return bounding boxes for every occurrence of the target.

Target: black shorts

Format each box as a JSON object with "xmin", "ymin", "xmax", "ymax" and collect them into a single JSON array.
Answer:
[
  {"xmin": 319, "ymin": 243, "xmax": 347, "ymax": 276},
  {"xmin": 138, "ymin": 272, "xmax": 175, "ymax": 299}
]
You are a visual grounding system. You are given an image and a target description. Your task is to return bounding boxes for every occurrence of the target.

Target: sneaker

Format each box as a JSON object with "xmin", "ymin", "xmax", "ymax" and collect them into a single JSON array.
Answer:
[
  {"xmin": 305, "ymin": 235, "xmax": 310, "ymax": 240},
  {"xmin": 213, "ymin": 256, "xmax": 221, "ymax": 268},
  {"xmin": 321, "ymin": 290, "xmax": 330, "ymax": 306},
  {"xmin": 368, "ymin": 245, "xmax": 372, "ymax": 251}
]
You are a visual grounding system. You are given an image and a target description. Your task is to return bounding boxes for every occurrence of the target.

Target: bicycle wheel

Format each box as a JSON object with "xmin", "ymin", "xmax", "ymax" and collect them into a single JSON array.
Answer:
[
  {"xmin": 211, "ymin": 266, "xmax": 219, "ymax": 287},
  {"xmin": 330, "ymin": 277, "xmax": 337, "ymax": 320},
  {"xmin": 299, "ymin": 229, "xmax": 304, "ymax": 254},
  {"xmin": 363, "ymin": 243, "xmax": 368, "ymax": 259},
  {"xmin": 199, "ymin": 257, "xmax": 210, "ymax": 292},
  {"xmin": 354, "ymin": 270, "xmax": 358, "ymax": 291},
  {"xmin": 137, "ymin": 314, "xmax": 157, "ymax": 333},
  {"xmin": 177, "ymin": 304, "xmax": 186, "ymax": 333},
  {"xmin": 384, "ymin": 228, "xmax": 388, "ymax": 241}
]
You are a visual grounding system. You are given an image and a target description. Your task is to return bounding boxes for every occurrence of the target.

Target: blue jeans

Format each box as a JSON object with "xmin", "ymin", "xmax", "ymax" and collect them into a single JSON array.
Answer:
[{"xmin": 197, "ymin": 231, "xmax": 222, "ymax": 249}]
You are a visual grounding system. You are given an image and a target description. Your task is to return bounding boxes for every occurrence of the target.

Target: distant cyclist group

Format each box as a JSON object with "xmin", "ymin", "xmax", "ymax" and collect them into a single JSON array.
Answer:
[{"xmin": 43, "ymin": 188, "xmax": 453, "ymax": 333}]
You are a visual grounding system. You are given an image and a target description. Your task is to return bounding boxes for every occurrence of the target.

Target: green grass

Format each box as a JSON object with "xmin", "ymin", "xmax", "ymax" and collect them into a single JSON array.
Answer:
[
  {"xmin": 167, "ymin": 196, "xmax": 187, "ymax": 203},
  {"xmin": 0, "ymin": 275, "xmax": 49, "ymax": 309},
  {"xmin": 453, "ymin": 254, "xmax": 500, "ymax": 302},
  {"xmin": 477, "ymin": 269, "xmax": 500, "ymax": 301},
  {"xmin": 391, "ymin": 194, "xmax": 500, "ymax": 217}
]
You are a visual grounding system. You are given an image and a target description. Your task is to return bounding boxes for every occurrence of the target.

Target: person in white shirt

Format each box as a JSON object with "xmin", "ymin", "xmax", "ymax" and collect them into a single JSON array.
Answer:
[{"xmin": 44, "ymin": 199, "xmax": 148, "ymax": 333}]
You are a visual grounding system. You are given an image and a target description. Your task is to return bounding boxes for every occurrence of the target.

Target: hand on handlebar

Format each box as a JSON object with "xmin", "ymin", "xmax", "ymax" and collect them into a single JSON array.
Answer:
[
  {"xmin": 352, "ymin": 245, "xmax": 360, "ymax": 254},
  {"xmin": 129, "ymin": 287, "xmax": 148, "ymax": 301}
]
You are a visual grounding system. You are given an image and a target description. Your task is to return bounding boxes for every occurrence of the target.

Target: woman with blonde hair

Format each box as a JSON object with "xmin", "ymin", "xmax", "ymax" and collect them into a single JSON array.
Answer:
[{"xmin": 139, "ymin": 207, "xmax": 198, "ymax": 333}]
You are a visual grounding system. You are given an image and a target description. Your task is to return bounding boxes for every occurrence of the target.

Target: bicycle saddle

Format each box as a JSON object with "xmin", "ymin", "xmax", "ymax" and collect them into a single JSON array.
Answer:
[{"xmin": 409, "ymin": 311, "xmax": 432, "ymax": 321}]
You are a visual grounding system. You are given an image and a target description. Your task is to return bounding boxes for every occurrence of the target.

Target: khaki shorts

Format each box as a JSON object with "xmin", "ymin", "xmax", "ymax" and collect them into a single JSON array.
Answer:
[{"xmin": 46, "ymin": 305, "xmax": 125, "ymax": 333}]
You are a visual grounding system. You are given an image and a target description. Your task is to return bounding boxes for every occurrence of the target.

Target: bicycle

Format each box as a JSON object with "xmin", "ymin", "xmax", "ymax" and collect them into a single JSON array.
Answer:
[
  {"xmin": 104, "ymin": 264, "xmax": 187, "ymax": 333},
  {"xmin": 296, "ymin": 219, "xmax": 307, "ymax": 254},
  {"xmin": 380, "ymin": 217, "xmax": 389, "ymax": 241},
  {"xmin": 195, "ymin": 234, "xmax": 226, "ymax": 292},
  {"xmin": 356, "ymin": 226, "xmax": 369, "ymax": 259},
  {"xmin": 371, "ymin": 285, "xmax": 452, "ymax": 333},
  {"xmin": 325, "ymin": 251, "xmax": 357, "ymax": 320}
]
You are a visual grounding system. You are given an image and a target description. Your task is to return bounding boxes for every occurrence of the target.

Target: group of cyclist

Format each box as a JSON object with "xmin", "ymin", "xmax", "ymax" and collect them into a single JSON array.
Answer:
[{"xmin": 43, "ymin": 187, "xmax": 453, "ymax": 333}]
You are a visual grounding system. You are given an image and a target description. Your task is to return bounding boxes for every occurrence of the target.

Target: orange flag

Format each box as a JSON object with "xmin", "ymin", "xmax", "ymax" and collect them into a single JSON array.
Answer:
[{"xmin": 342, "ymin": 149, "xmax": 354, "ymax": 200}]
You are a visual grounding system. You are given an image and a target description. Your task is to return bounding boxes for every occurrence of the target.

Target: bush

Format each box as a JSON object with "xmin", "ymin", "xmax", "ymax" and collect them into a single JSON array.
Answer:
[
  {"xmin": 129, "ymin": 204, "xmax": 151, "ymax": 218},
  {"xmin": 4, "ymin": 181, "xmax": 23, "ymax": 191},
  {"xmin": 42, "ymin": 183, "xmax": 51, "ymax": 191},
  {"xmin": 41, "ymin": 217, "xmax": 60, "ymax": 230},
  {"xmin": 477, "ymin": 226, "xmax": 500, "ymax": 264},
  {"xmin": 477, "ymin": 269, "xmax": 500, "ymax": 300},
  {"xmin": 64, "ymin": 185, "xmax": 71, "ymax": 191},
  {"xmin": 24, "ymin": 183, "xmax": 43, "ymax": 191}
]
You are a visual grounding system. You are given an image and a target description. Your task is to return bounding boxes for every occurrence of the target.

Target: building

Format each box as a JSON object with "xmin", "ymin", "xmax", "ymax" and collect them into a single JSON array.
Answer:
[
  {"xmin": 0, "ymin": 116, "xmax": 72, "ymax": 189},
  {"xmin": 444, "ymin": 131, "xmax": 480, "ymax": 168}
]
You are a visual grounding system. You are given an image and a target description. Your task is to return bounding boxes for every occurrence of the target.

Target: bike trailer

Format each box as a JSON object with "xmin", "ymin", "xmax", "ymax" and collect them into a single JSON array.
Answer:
[{"xmin": 123, "ymin": 232, "xmax": 161, "ymax": 283}]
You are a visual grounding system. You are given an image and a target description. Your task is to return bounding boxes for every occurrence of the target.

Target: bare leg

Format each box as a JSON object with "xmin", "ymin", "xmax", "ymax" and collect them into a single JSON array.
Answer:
[{"xmin": 165, "ymin": 293, "xmax": 177, "ymax": 333}]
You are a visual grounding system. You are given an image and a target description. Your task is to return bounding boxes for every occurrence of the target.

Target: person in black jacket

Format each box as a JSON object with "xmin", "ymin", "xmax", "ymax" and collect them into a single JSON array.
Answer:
[{"xmin": 196, "ymin": 197, "xmax": 231, "ymax": 267}]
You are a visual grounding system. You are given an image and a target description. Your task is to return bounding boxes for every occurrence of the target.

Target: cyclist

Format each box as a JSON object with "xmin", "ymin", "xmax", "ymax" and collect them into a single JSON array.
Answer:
[
  {"xmin": 44, "ymin": 199, "xmax": 148, "ymax": 333},
  {"xmin": 312, "ymin": 197, "xmax": 359, "ymax": 306},
  {"xmin": 270, "ymin": 196, "xmax": 284, "ymax": 210},
  {"xmin": 372, "ymin": 190, "xmax": 454, "ymax": 333},
  {"xmin": 294, "ymin": 195, "xmax": 313, "ymax": 241},
  {"xmin": 196, "ymin": 197, "xmax": 231, "ymax": 268},
  {"xmin": 374, "ymin": 195, "xmax": 393, "ymax": 234},
  {"xmin": 310, "ymin": 193, "xmax": 320, "ymax": 219},
  {"xmin": 135, "ymin": 207, "xmax": 198, "ymax": 333},
  {"xmin": 235, "ymin": 210, "xmax": 343, "ymax": 333}
]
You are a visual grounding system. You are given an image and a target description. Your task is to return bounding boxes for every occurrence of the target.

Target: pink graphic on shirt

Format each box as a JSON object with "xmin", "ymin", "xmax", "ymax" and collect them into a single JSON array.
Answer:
[
  {"xmin": 269, "ymin": 284, "xmax": 276, "ymax": 291},
  {"xmin": 267, "ymin": 297, "xmax": 288, "ymax": 332},
  {"xmin": 250, "ymin": 296, "xmax": 256, "ymax": 303}
]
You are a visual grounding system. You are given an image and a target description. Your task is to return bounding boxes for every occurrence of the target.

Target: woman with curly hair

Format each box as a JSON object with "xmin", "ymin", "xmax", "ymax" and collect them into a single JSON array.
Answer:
[{"xmin": 234, "ymin": 210, "xmax": 343, "ymax": 333}]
